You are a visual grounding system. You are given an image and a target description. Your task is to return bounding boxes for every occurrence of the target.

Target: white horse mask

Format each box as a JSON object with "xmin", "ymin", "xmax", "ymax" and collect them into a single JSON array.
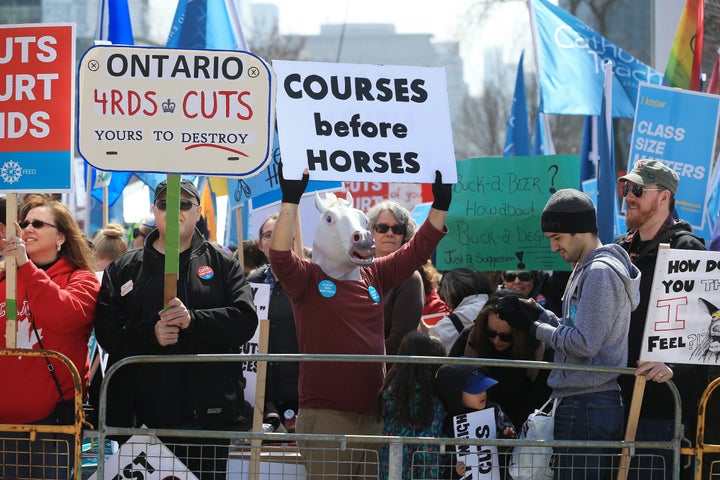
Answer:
[{"xmin": 312, "ymin": 191, "xmax": 376, "ymax": 281}]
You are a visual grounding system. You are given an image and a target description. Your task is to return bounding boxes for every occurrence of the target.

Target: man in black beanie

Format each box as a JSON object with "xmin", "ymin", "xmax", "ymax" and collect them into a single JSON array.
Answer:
[{"xmin": 497, "ymin": 188, "xmax": 641, "ymax": 480}]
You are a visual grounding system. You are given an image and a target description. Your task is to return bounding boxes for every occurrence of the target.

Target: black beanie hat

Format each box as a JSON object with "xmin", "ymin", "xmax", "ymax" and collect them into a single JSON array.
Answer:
[{"xmin": 540, "ymin": 188, "xmax": 598, "ymax": 234}]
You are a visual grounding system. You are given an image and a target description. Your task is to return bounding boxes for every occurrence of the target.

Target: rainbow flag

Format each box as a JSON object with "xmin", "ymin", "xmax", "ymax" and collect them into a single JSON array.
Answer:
[{"xmin": 664, "ymin": 0, "xmax": 704, "ymax": 90}]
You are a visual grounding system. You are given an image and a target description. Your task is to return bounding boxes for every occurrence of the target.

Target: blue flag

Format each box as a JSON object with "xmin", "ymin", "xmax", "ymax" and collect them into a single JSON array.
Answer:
[
  {"xmin": 166, "ymin": 0, "xmax": 248, "ymax": 50},
  {"xmin": 532, "ymin": 0, "xmax": 663, "ymax": 118},
  {"xmin": 503, "ymin": 51, "xmax": 530, "ymax": 157},
  {"xmin": 579, "ymin": 116, "xmax": 597, "ymax": 182},
  {"xmin": 597, "ymin": 62, "xmax": 618, "ymax": 244},
  {"xmin": 532, "ymin": 111, "xmax": 546, "ymax": 155},
  {"xmin": 96, "ymin": 0, "xmax": 134, "ymax": 44}
]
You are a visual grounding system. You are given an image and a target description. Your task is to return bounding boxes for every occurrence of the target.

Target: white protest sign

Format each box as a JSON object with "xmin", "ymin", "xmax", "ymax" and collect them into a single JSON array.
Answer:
[
  {"xmin": 242, "ymin": 282, "xmax": 270, "ymax": 406},
  {"xmin": 88, "ymin": 434, "xmax": 199, "ymax": 480},
  {"xmin": 640, "ymin": 248, "xmax": 720, "ymax": 364},
  {"xmin": 273, "ymin": 60, "xmax": 457, "ymax": 183},
  {"xmin": 78, "ymin": 46, "xmax": 275, "ymax": 176},
  {"xmin": 453, "ymin": 408, "xmax": 500, "ymax": 480}
]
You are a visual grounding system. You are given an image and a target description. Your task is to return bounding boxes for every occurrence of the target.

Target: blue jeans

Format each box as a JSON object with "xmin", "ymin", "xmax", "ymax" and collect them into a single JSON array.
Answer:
[{"xmin": 553, "ymin": 390, "xmax": 624, "ymax": 480}]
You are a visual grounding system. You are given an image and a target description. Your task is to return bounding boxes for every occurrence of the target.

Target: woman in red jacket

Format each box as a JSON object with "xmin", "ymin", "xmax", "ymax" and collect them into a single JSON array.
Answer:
[{"xmin": 0, "ymin": 194, "xmax": 100, "ymax": 479}]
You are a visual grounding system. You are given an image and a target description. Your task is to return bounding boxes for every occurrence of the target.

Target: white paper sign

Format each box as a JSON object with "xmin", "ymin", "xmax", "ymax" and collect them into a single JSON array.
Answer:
[
  {"xmin": 242, "ymin": 283, "xmax": 270, "ymax": 406},
  {"xmin": 273, "ymin": 60, "xmax": 457, "ymax": 184},
  {"xmin": 88, "ymin": 434, "xmax": 199, "ymax": 480},
  {"xmin": 453, "ymin": 408, "xmax": 500, "ymax": 480},
  {"xmin": 640, "ymin": 248, "xmax": 720, "ymax": 364}
]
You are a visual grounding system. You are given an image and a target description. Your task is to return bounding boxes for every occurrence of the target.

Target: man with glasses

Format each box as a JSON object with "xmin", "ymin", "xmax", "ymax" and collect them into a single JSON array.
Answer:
[
  {"xmin": 95, "ymin": 178, "xmax": 258, "ymax": 480},
  {"xmin": 615, "ymin": 160, "xmax": 707, "ymax": 479}
]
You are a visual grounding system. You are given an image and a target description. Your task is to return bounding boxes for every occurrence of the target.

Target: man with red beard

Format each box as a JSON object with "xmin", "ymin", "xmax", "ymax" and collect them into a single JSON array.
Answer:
[{"xmin": 615, "ymin": 160, "xmax": 706, "ymax": 479}]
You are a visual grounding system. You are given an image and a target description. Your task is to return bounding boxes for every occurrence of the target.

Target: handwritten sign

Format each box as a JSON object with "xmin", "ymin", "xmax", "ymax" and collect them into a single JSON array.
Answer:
[
  {"xmin": 88, "ymin": 435, "xmax": 199, "ymax": 480},
  {"xmin": 0, "ymin": 24, "xmax": 74, "ymax": 191},
  {"xmin": 242, "ymin": 282, "xmax": 270, "ymax": 406},
  {"xmin": 273, "ymin": 60, "xmax": 457, "ymax": 183},
  {"xmin": 640, "ymin": 248, "xmax": 720, "ymax": 365},
  {"xmin": 629, "ymin": 84, "xmax": 720, "ymax": 230},
  {"xmin": 453, "ymin": 409, "xmax": 500, "ymax": 480},
  {"xmin": 437, "ymin": 155, "xmax": 579, "ymax": 271},
  {"xmin": 78, "ymin": 46, "xmax": 275, "ymax": 176}
]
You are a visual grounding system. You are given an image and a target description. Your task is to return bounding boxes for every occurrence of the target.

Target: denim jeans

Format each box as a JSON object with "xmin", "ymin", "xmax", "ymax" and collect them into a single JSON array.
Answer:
[{"xmin": 553, "ymin": 390, "xmax": 624, "ymax": 480}]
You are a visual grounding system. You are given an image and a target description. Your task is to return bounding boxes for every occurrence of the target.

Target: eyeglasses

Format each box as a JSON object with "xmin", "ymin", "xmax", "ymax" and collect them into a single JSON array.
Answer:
[
  {"xmin": 484, "ymin": 328, "xmax": 513, "ymax": 342},
  {"xmin": 260, "ymin": 231, "xmax": 272, "ymax": 241},
  {"xmin": 374, "ymin": 223, "xmax": 406, "ymax": 235},
  {"xmin": 503, "ymin": 272, "xmax": 533, "ymax": 282},
  {"xmin": 19, "ymin": 219, "xmax": 58, "ymax": 230},
  {"xmin": 621, "ymin": 183, "xmax": 664, "ymax": 198},
  {"xmin": 155, "ymin": 199, "xmax": 198, "ymax": 211}
]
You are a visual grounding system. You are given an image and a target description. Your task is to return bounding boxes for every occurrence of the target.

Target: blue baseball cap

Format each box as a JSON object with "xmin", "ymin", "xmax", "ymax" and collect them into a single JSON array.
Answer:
[{"xmin": 464, "ymin": 368, "xmax": 498, "ymax": 394}]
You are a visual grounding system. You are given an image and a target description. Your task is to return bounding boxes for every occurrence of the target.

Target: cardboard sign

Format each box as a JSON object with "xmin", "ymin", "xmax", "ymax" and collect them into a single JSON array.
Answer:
[
  {"xmin": 89, "ymin": 434, "xmax": 199, "ymax": 480},
  {"xmin": 629, "ymin": 84, "xmax": 720, "ymax": 230},
  {"xmin": 242, "ymin": 282, "xmax": 270, "ymax": 406},
  {"xmin": 453, "ymin": 408, "xmax": 500, "ymax": 480},
  {"xmin": 0, "ymin": 23, "xmax": 74, "ymax": 191},
  {"xmin": 78, "ymin": 46, "xmax": 275, "ymax": 177},
  {"xmin": 437, "ymin": 155, "xmax": 579, "ymax": 271},
  {"xmin": 273, "ymin": 60, "xmax": 457, "ymax": 183},
  {"xmin": 640, "ymin": 248, "xmax": 720, "ymax": 364}
]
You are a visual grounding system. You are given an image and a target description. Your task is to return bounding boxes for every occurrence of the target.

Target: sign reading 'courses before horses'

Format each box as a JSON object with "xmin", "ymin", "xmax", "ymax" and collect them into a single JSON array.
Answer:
[
  {"xmin": 640, "ymin": 248, "xmax": 720, "ymax": 365},
  {"xmin": 273, "ymin": 60, "xmax": 457, "ymax": 183},
  {"xmin": 77, "ymin": 46, "xmax": 275, "ymax": 176},
  {"xmin": 0, "ymin": 24, "xmax": 74, "ymax": 191}
]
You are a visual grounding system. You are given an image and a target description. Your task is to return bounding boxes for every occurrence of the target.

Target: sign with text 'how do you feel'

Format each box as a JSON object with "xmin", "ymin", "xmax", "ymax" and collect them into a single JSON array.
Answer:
[
  {"xmin": 273, "ymin": 60, "xmax": 457, "ymax": 183},
  {"xmin": 0, "ymin": 24, "xmax": 74, "ymax": 191},
  {"xmin": 78, "ymin": 46, "xmax": 275, "ymax": 177}
]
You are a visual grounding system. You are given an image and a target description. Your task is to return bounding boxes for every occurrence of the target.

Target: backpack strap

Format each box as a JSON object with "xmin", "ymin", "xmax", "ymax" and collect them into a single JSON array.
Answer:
[{"xmin": 448, "ymin": 313, "xmax": 464, "ymax": 333}]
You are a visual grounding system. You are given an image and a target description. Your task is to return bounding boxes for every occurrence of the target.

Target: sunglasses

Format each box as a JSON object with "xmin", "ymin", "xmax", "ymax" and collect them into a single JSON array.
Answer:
[
  {"xmin": 503, "ymin": 272, "xmax": 533, "ymax": 282},
  {"xmin": 485, "ymin": 328, "xmax": 513, "ymax": 342},
  {"xmin": 19, "ymin": 219, "xmax": 58, "ymax": 230},
  {"xmin": 155, "ymin": 199, "xmax": 198, "ymax": 211},
  {"xmin": 374, "ymin": 223, "xmax": 406, "ymax": 235},
  {"xmin": 133, "ymin": 228, "xmax": 145, "ymax": 238},
  {"xmin": 621, "ymin": 183, "xmax": 664, "ymax": 198}
]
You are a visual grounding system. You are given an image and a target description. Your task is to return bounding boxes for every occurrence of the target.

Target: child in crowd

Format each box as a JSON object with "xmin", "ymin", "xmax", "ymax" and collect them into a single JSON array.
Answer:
[
  {"xmin": 436, "ymin": 365, "xmax": 515, "ymax": 479},
  {"xmin": 378, "ymin": 331, "xmax": 447, "ymax": 480}
]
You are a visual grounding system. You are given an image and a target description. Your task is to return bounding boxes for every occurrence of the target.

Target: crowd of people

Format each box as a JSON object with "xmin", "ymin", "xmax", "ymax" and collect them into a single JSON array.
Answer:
[{"xmin": 0, "ymin": 160, "xmax": 716, "ymax": 480}]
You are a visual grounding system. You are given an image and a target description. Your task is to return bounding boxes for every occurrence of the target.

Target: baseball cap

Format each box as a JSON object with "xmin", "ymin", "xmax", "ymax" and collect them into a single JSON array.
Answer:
[
  {"xmin": 154, "ymin": 179, "xmax": 201, "ymax": 203},
  {"xmin": 617, "ymin": 160, "xmax": 679, "ymax": 195},
  {"xmin": 463, "ymin": 368, "xmax": 498, "ymax": 394}
]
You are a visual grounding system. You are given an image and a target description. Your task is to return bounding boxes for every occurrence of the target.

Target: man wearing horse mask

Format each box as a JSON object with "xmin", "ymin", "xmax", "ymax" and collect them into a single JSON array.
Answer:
[{"xmin": 270, "ymin": 164, "xmax": 451, "ymax": 480}]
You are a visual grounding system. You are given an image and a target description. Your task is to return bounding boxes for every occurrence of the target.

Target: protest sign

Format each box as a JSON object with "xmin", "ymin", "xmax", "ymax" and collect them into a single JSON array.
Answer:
[
  {"xmin": 0, "ymin": 24, "xmax": 74, "ymax": 191},
  {"xmin": 453, "ymin": 408, "xmax": 500, "ymax": 480},
  {"xmin": 629, "ymin": 83, "xmax": 720, "ymax": 230},
  {"xmin": 640, "ymin": 248, "xmax": 720, "ymax": 365},
  {"xmin": 243, "ymin": 282, "xmax": 270, "ymax": 406},
  {"xmin": 88, "ymin": 435, "xmax": 198, "ymax": 480},
  {"xmin": 437, "ymin": 155, "xmax": 579, "ymax": 272},
  {"xmin": 273, "ymin": 59, "xmax": 456, "ymax": 183},
  {"xmin": 78, "ymin": 45, "xmax": 275, "ymax": 177}
]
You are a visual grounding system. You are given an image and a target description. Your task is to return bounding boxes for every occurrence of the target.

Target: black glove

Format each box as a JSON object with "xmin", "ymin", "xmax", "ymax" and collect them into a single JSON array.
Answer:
[
  {"xmin": 431, "ymin": 170, "xmax": 452, "ymax": 211},
  {"xmin": 279, "ymin": 162, "xmax": 309, "ymax": 204},
  {"xmin": 496, "ymin": 296, "xmax": 543, "ymax": 332}
]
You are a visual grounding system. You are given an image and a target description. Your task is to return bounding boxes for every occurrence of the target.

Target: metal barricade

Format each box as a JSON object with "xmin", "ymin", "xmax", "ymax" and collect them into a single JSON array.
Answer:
[
  {"xmin": 0, "ymin": 348, "xmax": 85, "ymax": 480},
  {"xmin": 91, "ymin": 353, "xmax": 687, "ymax": 480},
  {"xmin": 683, "ymin": 375, "xmax": 720, "ymax": 480}
]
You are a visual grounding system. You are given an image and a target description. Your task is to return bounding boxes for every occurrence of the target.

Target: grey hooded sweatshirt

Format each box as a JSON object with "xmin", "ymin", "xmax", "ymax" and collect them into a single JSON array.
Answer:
[{"xmin": 535, "ymin": 244, "xmax": 641, "ymax": 398}]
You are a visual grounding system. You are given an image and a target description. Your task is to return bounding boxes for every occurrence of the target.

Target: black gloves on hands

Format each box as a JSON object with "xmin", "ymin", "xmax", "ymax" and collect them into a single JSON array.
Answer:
[
  {"xmin": 279, "ymin": 162, "xmax": 309, "ymax": 204},
  {"xmin": 496, "ymin": 295, "xmax": 543, "ymax": 333},
  {"xmin": 431, "ymin": 170, "xmax": 452, "ymax": 211}
]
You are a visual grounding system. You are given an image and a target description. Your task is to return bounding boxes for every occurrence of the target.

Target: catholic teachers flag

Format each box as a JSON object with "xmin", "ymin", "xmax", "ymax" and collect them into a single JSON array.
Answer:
[{"xmin": 531, "ymin": 0, "xmax": 664, "ymax": 118}]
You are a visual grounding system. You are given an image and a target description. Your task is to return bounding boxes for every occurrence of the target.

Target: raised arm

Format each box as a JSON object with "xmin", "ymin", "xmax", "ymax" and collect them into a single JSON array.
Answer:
[{"xmin": 270, "ymin": 163, "xmax": 309, "ymax": 252}]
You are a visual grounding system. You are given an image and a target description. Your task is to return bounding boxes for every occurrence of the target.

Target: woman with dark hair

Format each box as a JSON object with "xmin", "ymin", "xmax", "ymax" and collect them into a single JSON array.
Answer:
[
  {"xmin": 367, "ymin": 200, "xmax": 424, "ymax": 355},
  {"xmin": 423, "ymin": 268, "xmax": 495, "ymax": 352},
  {"xmin": 0, "ymin": 194, "xmax": 101, "ymax": 479},
  {"xmin": 378, "ymin": 331, "xmax": 447, "ymax": 480},
  {"xmin": 464, "ymin": 289, "xmax": 552, "ymax": 429}
]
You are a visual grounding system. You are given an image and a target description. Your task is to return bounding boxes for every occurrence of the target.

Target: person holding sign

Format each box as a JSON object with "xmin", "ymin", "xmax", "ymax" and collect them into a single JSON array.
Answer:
[
  {"xmin": 0, "ymin": 194, "xmax": 101, "ymax": 480},
  {"xmin": 614, "ymin": 160, "xmax": 707, "ymax": 478},
  {"xmin": 270, "ymin": 164, "xmax": 451, "ymax": 480},
  {"xmin": 497, "ymin": 189, "xmax": 641, "ymax": 480},
  {"xmin": 95, "ymin": 179, "xmax": 258, "ymax": 480}
]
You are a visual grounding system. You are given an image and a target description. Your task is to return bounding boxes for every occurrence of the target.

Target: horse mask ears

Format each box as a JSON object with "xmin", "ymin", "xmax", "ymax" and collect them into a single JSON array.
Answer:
[{"xmin": 315, "ymin": 191, "xmax": 355, "ymax": 213}]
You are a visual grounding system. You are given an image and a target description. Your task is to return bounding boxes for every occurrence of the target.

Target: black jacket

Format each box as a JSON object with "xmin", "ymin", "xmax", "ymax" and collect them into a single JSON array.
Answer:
[
  {"xmin": 95, "ymin": 228, "xmax": 258, "ymax": 429},
  {"xmin": 615, "ymin": 219, "xmax": 707, "ymax": 428}
]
